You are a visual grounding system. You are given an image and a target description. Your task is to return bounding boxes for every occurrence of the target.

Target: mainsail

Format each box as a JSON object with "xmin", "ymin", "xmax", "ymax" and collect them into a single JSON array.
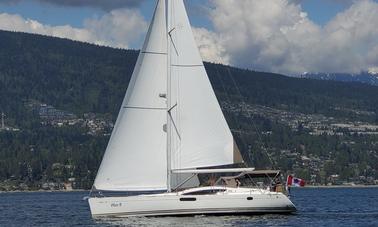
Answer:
[
  {"xmin": 167, "ymin": 0, "xmax": 242, "ymax": 171},
  {"xmin": 93, "ymin": 0, "xmax": 168, "ymax": 191},
  {"xmin": 93, "ymin": 0, "xmax": 243, "ymax": 192}
]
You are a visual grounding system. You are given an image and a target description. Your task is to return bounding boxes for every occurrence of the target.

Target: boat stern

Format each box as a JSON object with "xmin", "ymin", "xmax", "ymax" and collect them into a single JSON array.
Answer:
[{"xmin": 281, "ymin": 194, "xmax": 297, "ymax": 213}]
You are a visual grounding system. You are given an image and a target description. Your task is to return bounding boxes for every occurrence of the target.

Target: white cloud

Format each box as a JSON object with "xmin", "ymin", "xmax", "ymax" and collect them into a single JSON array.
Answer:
[
  {"xmin": 83, "ymin": 9, "xmax": 147, "ymax": 48},
  {"xmin": 290, "ymin": 0, "xmax": 356, "ymax": 5},
  {"xmin": 0, "ymin": 13, "xmax": 94, "ymax": 41},
  {"xmin": 367, "ymin": 45, "xmax": 378, "ymax": 67},
  {"xmin": 202, "ymin": 0, "xmax": 378, "ymax": 74},
  {"xmin": 1, "ymin": 0, "xmax": 378, "ymax": 75},
  {"xmin": 192, "ymin": 27, "xmax": 230, "ymax": 65},
  {"xmin": 0, "ymin": 8, "xmax": 226, "ymax": 64},
  {"xmin": 0, "ymin": 8, "xmax": 147, "ymax": 48}
]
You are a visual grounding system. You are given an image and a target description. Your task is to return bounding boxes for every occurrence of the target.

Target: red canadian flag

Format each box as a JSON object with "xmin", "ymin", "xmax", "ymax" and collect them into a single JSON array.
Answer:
[{"xmin": 287, "ymin": 175, "xmax": 305, "ymax": 187}]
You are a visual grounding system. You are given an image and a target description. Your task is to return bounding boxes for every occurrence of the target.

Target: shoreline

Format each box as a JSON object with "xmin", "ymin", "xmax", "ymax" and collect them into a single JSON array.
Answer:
[
  {"xmin": 295, "ymin": 185, "xmax": 378, "ymax": 189},
  {"xmin": 1, "ymin": 185, "xmax": 378, "ymax": 193},
  {"xmin": 0, "ymin": 189, "xmax": 88, "ymax": 193}
]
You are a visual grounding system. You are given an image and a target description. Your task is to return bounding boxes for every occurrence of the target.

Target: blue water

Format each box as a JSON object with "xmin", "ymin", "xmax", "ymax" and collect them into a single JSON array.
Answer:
[{"xmin": 0, "ymin": 188, "xmax": 377, "ymax": 226}]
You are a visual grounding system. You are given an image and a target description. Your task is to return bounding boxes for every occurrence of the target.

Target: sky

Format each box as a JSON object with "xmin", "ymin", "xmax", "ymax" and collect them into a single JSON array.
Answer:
[{"xmin": 0, "ymin": 0, "xmax": 378, "ymax": 75}]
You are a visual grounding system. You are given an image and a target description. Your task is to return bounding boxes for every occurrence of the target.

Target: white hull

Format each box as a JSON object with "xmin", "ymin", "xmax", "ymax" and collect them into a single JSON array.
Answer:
[{"xmin": 88, "ymin": 187, "xmax": 296, "ymax": 217}]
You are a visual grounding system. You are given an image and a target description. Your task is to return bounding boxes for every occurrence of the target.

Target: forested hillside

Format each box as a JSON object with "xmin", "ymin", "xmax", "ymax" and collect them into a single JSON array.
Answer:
[{"xmin": 1, "ymin": 30, "xmax": 377, "ymax": 190}]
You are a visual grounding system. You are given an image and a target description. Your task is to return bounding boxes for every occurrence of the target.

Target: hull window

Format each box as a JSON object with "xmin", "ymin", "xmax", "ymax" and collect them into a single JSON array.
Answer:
[
  {"xmin": 182, "ymin": 189, "xmax": 226, "ymax": 195},
  {"xmin": 180, "ymin": 197, "xmax": 197, "ymax": 201}
]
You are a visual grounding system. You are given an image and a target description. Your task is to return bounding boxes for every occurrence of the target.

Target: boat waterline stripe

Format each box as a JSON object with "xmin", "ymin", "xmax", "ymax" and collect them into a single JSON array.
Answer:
[
  {"xmin": 171, "ymin": 64, "xmax": 203, "ymax": 67},
  {"xmin": 123, "ymin": 106, "xmax": 167, "ymax": 110},
  {"xmin": 93, "ymin": 206, "xmax": 296, "ymax": 217},
  {"xmin": 141, "ymin": 51, "xmax": 168, "ymax": 55}
]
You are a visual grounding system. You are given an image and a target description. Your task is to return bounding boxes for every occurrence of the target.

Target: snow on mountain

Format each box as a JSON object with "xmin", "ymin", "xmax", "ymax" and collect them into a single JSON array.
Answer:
[
  {"xmin": 368, "ymin": 67, "xmax": 378, "ymax": 75},
  {"xmin": 300, "ymin": 71, "xmax": 378, "ymax": 86}
]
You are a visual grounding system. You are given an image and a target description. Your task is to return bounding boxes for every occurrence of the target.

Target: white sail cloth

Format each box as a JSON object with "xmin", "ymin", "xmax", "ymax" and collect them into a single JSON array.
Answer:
[
  {"xmin": 93, "ymin": 0, "xmax": 168, "ymax": 191},
  {"xmin": 168, "ymin": 0, "xmax": 240, "ymax": 171},
  {"xmin": 93, "ymin": 0, "xmax": 243, "ymax": 192}
]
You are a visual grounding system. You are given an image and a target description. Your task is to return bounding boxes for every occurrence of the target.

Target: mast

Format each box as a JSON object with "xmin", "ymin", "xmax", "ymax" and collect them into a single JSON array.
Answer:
[{"xmin": 166, "ymin": 0, "xmax": 172, "ymax": 192}]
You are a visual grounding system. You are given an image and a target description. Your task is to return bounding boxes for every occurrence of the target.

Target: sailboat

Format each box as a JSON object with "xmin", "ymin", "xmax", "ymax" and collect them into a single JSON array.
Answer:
[{"xmin": 88, "ymin": 0, "xmax": 296, "ymax": 217}]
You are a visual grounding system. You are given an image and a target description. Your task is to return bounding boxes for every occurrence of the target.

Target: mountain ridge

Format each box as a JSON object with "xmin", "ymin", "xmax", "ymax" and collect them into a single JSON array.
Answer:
[
  {"xmin": 0, "ymin": 30, "xmax": 377, "ymax": 190},
  {"xmin": 300, "ymin": 72, "xmax": 378, "ymax": 87}
]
